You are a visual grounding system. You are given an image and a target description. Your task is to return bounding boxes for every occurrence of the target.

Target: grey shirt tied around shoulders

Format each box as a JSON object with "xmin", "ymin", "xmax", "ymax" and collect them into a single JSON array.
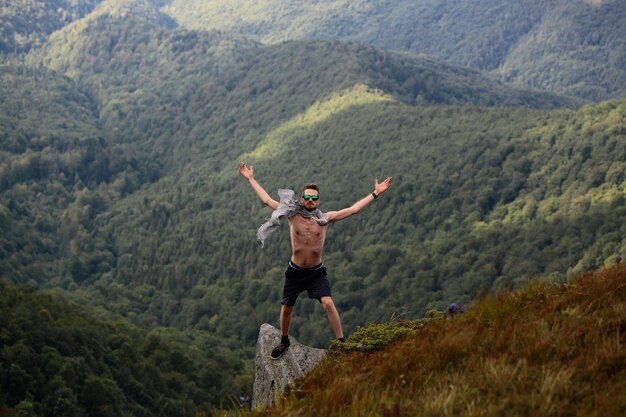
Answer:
[{"xmin": 257, "ymin": 189, "xmax": 327, "ymax": 247}]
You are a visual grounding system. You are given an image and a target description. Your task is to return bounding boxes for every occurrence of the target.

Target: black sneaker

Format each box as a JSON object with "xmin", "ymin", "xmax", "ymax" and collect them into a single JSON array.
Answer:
[{"xmin": 270, "ymin": 341, "xmax": 290, "ymax": 360}]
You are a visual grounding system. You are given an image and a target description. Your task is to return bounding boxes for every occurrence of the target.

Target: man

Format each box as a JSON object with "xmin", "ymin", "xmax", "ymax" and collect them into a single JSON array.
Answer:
[{"xmin": 239, "ymin": 162, "xmax": 392, "ymax": 359}]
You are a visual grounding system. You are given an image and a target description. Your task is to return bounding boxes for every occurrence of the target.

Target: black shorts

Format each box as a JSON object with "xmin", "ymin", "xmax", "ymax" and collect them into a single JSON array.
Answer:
[{"xmin": 281, "ymin": 261, "xmax": 332, "ymax": 306}]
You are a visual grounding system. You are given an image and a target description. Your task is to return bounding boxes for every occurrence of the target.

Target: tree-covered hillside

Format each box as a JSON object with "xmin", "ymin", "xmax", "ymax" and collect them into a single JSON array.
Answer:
[
  {"xmin": 1, "ymin": 9, "xmax": 622, "ymax": 351},
  {"xmin": 1, "ymin": 5, "xmax": 625, "ymax": 412},
  {"xmin": 0, "ymin": 0, "xmax": 181, "ymax": 55},
  {"xmin": 158, "ymin": 0, "xmax": 626, "ymax": 101},
  {"xmin": 0, "ymin": 0, "xmax": 101, "ymax": 54},
  {"xmin": 0, "ymin": 280, "xmax": 252, "ymax": 417},
  {"xmin": 18, "ymin": 11, "xmax": 578, "ymax": 183},
  {"xmin": 83, "ymin": 95, "xmax": 625, "ymax": 348},
  {"xmin": 3, "ymin": 0, "xmax": 624, "ymax": 100},
  {"xmin": 0, "ymin": 64, "xmax": 158, "ymax": 285},
  {"xmin": 498, "ymin": 1, "xmax": 626, "ymax": 101}
]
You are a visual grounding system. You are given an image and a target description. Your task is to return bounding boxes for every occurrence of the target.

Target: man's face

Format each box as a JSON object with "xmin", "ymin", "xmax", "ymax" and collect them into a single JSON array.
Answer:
[{"xmin": 301, "ymin": 188, "xmax": 320, "ymax": 211}]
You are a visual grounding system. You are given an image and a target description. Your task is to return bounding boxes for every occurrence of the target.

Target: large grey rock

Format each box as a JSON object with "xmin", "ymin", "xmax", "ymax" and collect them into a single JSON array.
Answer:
[{"xmin": 252, "ymin": 323, "xmax": 326, "ymax": 409}]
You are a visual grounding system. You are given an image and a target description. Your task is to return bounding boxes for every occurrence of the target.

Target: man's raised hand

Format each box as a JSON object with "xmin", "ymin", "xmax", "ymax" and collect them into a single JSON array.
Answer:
[
  {"xmin": 375, "ymin": 176, "xmax": 393, "ymax": 195},
  {"xmin": 239, "ymin": 162, "xmax": 254, "ymax": 180}
]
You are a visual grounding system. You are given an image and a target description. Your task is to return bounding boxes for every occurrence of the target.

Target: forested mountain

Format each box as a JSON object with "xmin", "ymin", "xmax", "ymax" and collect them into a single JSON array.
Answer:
[
  {"xmin": 0, "ymin": 0, "xmax": 101, "ymax": 54},
  {"xmin": 78, "ymin": 94, "xmax": 625, "ymax": 347},
  {"xmin": 21, "ymin": 7, "xmax": 580, "ymax": 168},
  {"xmin": 0, "ymin": 0, "xmax": 177, "ymax": 54},
  {"xmin": 3, "ymin": 9, "xmax": 623, "ymax": 344},
  {"xmin": 1, "ymin": 2, "xmax": 625, "ymax": 415},
  {"xmin": 3, "ymin": 0, "xmax": 625, "ymax": 100},
  {"xmin": 159, "ymin": 0, "xmax": 626, "ymax": 101},
  {"xmin": 0, "ymin": 280, "xmax": 252, "ymax": 417}
]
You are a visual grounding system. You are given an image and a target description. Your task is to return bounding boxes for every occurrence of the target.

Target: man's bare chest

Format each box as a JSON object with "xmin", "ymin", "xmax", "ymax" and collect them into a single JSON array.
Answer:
[{"xmin": 289, "ymin": 216, "xmax": 327, "ymax": 242}]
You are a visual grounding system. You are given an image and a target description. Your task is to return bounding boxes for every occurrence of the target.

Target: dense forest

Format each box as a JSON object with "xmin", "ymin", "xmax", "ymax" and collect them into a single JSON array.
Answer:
[
  {"xmin": 1, "ymin": 1, "xmax": 625, "ymax": 415},
  {"xmin": 0, "ymin": 0, "xmax": 100, "ymax": 53},
  {"xmin": 75, "ymin": 96, "xmax": 626, "ymax": 347},
  {"xmin": 2, "ymin": 0, "xmax": 625, "ymax": 100},
  {"xmin": 158, "ymin": 0, "xmax": 626, "ymax": 101},
  {"xmin": 0, "ymin": 280, "xmax": 252, "ymax": 417}
]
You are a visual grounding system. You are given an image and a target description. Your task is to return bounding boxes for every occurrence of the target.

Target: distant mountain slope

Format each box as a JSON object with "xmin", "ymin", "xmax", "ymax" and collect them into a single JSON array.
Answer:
[
  {"xmin": 0, "ymin": 0, "xmax": 181, "ymax": 55},
  {"xmin": 4, "ymin": 10, "xmax": 579, "ymax": 291},
  {"xmin": 0, "ymin": 63, "xmax": 159, "ymax": 284},
  {"xmin": 498, "ymin": 2, "xmax": 626, "ymax": 100},
  {"xmin": 22, "ymin": 12, "xmax": 580, "ymax": 176},
  {"xmin": 84, "ymin": 95, "xmax": 625, "ymax": 347},
  {"xmin": 3, "ymin": 10, "xmax": 622, "ymax": 347},
  {"xmin": 4, "ymin": 0, "xmax": 623, "ymax": 99},
  {"xmin": 159, "ymin": 0, "xmax": 626, "ymax": 101},
  {"xmin": 0, "ymin": 0, "xmax": 101, "ymax": 53},
  {"xmin": 0, "ymin": 65, "xmax": 99, "ymax": 144}
]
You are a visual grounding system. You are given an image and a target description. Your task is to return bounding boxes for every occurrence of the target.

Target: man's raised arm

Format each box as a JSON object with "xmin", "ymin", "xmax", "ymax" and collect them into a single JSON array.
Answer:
[
  {"xmin": 238, "ymin": 162, "xmax": 280, "ymax": 210},
  {"xmin": 325, "ymin": 176, "xmax": 393, "ymax": 223}
]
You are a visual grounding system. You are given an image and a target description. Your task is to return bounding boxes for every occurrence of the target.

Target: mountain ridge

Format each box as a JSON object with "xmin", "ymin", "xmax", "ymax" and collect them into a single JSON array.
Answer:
[
  {"xmin": 158, "ymin": 0, "xmax": 626, "ymax": 101},
  {"xmin": 20, "ymin": 11, "xmax": 581, "ymax": 178},
  {"xmin": 3, "ymin": 0, "xmax": 624, "ymax": 100}
]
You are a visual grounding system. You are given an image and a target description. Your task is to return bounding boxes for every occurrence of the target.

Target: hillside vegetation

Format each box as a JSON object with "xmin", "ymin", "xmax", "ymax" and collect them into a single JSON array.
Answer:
[
  {"xmin": 84, "ymin": 96, "xmax": 625, "ymax": 348},
  {"xmin": 0, "ymin": 4, "xmax": 625, "ymax": 412},
  {"xmin": 227, "ymin": 263, "xmax": 626, "ymax": 416},
  {"xmin": 1, "ymin": 9, "xmax": 623, "ymax": 352},
  {"xmin": 0, "ymin": 279, "xmax": 252, "ymax": 417},
  {"xmin": 0, "ymin": 0, "xmax": 101, "ymax": 54},
  {"xmin": 3, "ymin": 0, "xmax": 625, "ymax": 100},
  {"xmin": 159, "ymin": 0, "xmax": 626, "ymax": 101}
]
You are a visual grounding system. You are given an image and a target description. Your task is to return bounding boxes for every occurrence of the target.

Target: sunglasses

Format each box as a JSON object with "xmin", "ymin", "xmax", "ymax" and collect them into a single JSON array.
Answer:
[{"xmin": 302, "ymin": 194, "xmax": 319, "ymax": 201}]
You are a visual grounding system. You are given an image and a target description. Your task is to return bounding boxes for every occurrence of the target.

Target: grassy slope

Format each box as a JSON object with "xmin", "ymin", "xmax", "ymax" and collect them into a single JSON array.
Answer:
[{"xmin": 240, "ymin": 263, "xmax": 626, "ymax": 417}]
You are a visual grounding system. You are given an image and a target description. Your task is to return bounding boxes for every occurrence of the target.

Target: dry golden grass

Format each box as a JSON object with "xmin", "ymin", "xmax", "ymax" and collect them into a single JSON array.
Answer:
[{"xmin": 216, "ymin": 264, "xmax": 626, "ymax": 417}]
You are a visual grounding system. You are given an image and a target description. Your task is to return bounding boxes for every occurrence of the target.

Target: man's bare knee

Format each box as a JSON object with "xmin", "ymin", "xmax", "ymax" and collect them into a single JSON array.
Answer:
[
  {"xmin": 282, "ymin": 304, "xmax": 295, "ymax": 314},
  {"xmin": 320, "ymin": 297, "xmax": 335, "ymax": 310}
]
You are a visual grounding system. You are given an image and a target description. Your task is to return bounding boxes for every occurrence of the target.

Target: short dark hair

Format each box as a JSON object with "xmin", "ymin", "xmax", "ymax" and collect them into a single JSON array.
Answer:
[{"xmin": 302, "ymin": 183, "xmax": 319, "ymax": 195}]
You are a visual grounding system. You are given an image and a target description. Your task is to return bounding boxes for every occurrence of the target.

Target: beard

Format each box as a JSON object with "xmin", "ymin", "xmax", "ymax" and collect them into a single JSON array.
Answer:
[{"xmin": 304, "ymin": 205, "xmax": 318, "ymax": 212}]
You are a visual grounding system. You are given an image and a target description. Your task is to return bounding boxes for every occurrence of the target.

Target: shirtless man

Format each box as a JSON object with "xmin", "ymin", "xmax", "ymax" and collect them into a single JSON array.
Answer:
[{"xmin": 239, "ymin": 162, "xmax": 392, "ymax": 359}]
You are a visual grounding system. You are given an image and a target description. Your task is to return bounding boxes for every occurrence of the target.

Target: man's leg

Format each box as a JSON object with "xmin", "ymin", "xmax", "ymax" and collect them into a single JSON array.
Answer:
[
  {"xmin": 280, "ymin": 304, "xmax": 294, "ymax": 336},
  {"xmin": 271, "ymin": 303, "xmax": 294, "ymax": 360},
  {"xmin": 320, "ymin": 296, "xmax": 344, "ymax": 340},
  {"xmin": 274, "ymin": 264, "xmax": 301, "ymax": 360}
]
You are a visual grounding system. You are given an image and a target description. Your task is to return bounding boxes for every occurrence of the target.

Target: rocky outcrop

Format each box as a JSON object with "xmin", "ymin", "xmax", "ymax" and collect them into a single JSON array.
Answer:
[{"xmin": 252, "ymin": 323, "xmax": 326, "ymax": 409}]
